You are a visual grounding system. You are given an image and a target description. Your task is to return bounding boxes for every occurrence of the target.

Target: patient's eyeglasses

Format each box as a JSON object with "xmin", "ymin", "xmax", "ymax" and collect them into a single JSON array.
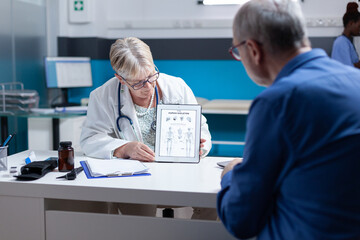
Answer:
[{"xmin": 228, "ymin": 41, "xmax": 246, "ymax": 61}]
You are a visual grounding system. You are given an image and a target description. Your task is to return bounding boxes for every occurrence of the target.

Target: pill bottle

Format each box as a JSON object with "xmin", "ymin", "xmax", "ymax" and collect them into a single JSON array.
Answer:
[{"xmin": 58, "ymin": 141, "xmax": 74, "ymax": 172}]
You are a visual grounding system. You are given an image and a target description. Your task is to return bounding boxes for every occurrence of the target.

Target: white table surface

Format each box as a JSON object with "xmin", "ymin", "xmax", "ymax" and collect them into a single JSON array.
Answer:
[{"xmin": 0, "ymin": 150, "xmax": 233, "ymax": 208}]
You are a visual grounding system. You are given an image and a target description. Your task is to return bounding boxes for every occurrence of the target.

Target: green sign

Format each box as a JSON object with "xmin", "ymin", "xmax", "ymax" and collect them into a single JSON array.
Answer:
[{"xmin": 74, "ymin": 1, "xmax": 84, "ymax": 11}]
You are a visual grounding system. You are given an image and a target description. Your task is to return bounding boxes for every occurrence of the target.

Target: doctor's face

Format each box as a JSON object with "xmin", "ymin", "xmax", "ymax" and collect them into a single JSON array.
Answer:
[{"xmin": 117, "ymin": 69, "xmax": 158, "ymax": 99}]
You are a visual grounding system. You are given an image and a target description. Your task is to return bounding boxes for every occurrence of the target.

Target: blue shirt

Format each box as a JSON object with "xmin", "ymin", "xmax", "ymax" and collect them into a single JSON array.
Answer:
[
  {"xmin": 331, "ymin": 35, "xmax": 359, "ymax": 67},
  {"xmin": 217, "ymin": 49, "xmax": 360, "ymax": 240}
]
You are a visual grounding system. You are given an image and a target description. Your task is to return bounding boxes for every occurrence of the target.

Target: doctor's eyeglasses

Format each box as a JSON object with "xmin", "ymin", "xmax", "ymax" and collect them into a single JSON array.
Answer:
[
  {"xmin": 228, "ymin": 40, "xmax": 246, "ymax": 61},
  {"xmin": 120, "ymin": 68, "xmax": 160, "ymax": 90}
]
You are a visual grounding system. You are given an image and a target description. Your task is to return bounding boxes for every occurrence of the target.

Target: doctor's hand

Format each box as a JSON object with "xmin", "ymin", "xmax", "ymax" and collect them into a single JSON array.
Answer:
[
  {"xmin": 113, "ymin": 142, "xmax": 155, "ymax": 162},
  {"xmin": 221, "ymin": 158, "xmax": 242, "ymax": 179},
  {"xmin": 199, "ymin": 138, "xmax": 206, "ymax": 156}
]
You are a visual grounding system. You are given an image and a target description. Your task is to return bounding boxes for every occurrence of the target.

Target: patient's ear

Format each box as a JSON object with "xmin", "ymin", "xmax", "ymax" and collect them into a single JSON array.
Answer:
[{"xmin": 246, "ymin": 40, "xmax": 263, "ymax": 66}]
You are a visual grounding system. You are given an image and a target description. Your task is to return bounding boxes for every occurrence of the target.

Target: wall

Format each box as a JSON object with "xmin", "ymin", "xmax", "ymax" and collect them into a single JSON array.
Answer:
[
  {"xmin": 53, "ymin": 0, "xmax": 352, "ymax": 96},
  {"xmin": 56, "ymin": 0, "xmax": 348, "ymax": 39},
  {"xmin": 48, "ymin": 0, "xmax": 353, "ymax": 56},
  {"xmin": 50, "ymin": 0, "xmax": 354, "ymax": 156}
]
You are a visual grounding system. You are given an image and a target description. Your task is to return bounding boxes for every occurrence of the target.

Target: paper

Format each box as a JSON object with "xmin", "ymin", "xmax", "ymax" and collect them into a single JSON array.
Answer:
[
  {"xmin": 54, "ymin": 106, "xmax": 87, "ymax": 113},
  {"xmin": 84, "ymin": 159, "xmax": 149, "ymax": 177},
  {"xmin": 25, "ymin": 151, "xmax": 37, "ymax": 164},
  {"xmin": 30, "ymin": 108, "xmax": 55, "ymax": 114},
  {"xmin": 55, "ymin": 61, "xmax": 92, "ymax": 88}
]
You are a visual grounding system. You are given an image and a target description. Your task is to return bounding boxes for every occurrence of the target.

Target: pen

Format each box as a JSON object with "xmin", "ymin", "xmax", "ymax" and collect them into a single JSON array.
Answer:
[
  {"xmin": 56, "ymin": 166, "xmax": 84, "ymax": 180},
  {"xmin": 0, "ymin": 133, "xmax": 15, "ymax": 170},
  {"xmin": 2, "ymin": 133, "xmax": 16, "ymax": 147}
]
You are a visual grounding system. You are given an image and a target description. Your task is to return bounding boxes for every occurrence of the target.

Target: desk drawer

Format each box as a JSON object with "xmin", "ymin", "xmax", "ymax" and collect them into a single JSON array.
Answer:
[{"xmin": 45, "ymin": 210, "xmax": 235, "ymax": 240}]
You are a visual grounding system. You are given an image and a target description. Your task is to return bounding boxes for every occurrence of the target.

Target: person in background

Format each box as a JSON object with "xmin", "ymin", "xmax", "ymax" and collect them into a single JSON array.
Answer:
[
  {"xmin": 80, "ymin": 37, "xmax": 215, "ymax": 219},
  {"xmin": 217, "ymin": 0, "xmax": 360, "ymax": 239},
  {"xmin": 331, "ymin": 2, "xmax": 360, "ymax": 68}
]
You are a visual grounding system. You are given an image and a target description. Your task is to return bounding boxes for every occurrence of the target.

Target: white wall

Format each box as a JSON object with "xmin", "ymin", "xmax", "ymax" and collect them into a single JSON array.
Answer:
[{"xmin": 52, "ymin": 0, "xmax": 353, "ymax": 40}]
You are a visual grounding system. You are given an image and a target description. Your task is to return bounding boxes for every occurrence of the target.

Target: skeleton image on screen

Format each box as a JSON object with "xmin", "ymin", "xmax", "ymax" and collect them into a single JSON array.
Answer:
[
  {"xmin": 159, "ymin": 109, "xmax": 197, "ymax": 157},
  {"xmin": 166, "ymin": 126, "xmax": 174, "ymax": 155},
  {"xmin": 178, "ymin": 128, "xmax": 183, "ymax": 141},
  {"xmin": 185, "ymin": 128, "xmax": 193, "ymax": 156}
]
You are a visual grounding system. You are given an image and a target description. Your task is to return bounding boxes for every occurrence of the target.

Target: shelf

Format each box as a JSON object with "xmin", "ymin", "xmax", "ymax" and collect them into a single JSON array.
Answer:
[
  {"xmin": 200, "ymin": 99, "xmax": 251, "ymax": 115},
  {"xmin": 212, "ymin": 140, "xmax": 245, "ymax": 146},
  {"xmin": 202, "ymin": 109, "xmax": 248, "ymax": 115}
]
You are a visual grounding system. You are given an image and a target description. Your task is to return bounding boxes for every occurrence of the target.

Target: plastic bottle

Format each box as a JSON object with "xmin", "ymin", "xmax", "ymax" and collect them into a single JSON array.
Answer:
[{"xmin": 58, "ymin": 141, "xmax": 74, "ymax": 172}]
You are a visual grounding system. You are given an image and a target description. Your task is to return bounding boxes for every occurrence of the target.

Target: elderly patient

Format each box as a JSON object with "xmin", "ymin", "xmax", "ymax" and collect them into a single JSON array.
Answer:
[
  {"xmin": 80, "ymin": 37, "xmax": 216, "ymax": 219},
  {"xmin": 217, "ymin": 0, "xmax": 360, "ymax": 239}
]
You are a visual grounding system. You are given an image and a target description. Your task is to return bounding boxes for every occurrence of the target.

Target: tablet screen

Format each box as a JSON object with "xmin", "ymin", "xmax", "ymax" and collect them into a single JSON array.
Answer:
[{"xmin": 155, "ymin": 104, "xmax": 201, "ymax": 163}]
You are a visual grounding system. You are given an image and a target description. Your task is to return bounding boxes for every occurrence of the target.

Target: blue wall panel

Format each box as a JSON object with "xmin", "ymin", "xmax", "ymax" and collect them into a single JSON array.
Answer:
[
  {"xmin": 205, "ymin": 114, "xmax": 247, "ymax": 157},
  {"xmin": 68, "ymin": 59, "xmax": 264, "ymax": 157},
  {"xmin": 155, "ymin": 60, "xmax": 264, "ymax": 100},
  {"xmin": 68, "ymin": 59, "xmax": 264, "ymax": 102}
]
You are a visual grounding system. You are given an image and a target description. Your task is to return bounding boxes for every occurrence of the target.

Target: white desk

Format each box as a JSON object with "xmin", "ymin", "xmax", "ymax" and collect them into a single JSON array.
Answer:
[{"xmin": 0, "ymin": 150, "xmax": 236, "ymax": 240}]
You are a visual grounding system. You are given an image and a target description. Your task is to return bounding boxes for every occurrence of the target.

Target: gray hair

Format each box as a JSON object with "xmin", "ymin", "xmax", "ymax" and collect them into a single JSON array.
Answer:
[
  {"xmin": 233, "ymin": 0, "xmax": 309, "ymax": 56},
  {"xmin": 110, "ymin": 37, "xmax": 155, "ymax": 79}
]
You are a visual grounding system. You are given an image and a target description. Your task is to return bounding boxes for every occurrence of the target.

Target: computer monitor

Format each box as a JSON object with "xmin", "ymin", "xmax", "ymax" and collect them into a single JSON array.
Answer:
[{"xmin": 45, "ymin": 57, "xmax": 93, "ymax": 107}]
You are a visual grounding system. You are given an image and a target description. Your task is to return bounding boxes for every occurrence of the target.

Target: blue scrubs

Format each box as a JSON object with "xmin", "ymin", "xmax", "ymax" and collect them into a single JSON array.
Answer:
[
  {"xmin": 331, "ymin": 35, "xmax": 359, "ymax": 67},
  {"xmin": 217, "ymin": 49, "xmax": 360, "ymax": 240}
]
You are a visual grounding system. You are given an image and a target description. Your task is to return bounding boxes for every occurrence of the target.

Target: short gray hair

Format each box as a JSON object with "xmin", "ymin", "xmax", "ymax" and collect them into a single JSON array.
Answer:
[
  {"xmin": 233, "ymin": 0, "xmax": 309, "ymax": 56},
  {"xmin": 110, "ymin": 37, "xmax": 155, "ymax": 79}
]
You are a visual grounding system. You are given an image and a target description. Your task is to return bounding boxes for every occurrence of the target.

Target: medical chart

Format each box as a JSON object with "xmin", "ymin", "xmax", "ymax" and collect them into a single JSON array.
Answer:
[{"xmin": 158, "ymin": 109, "xmax": 197, "ymax": 157}]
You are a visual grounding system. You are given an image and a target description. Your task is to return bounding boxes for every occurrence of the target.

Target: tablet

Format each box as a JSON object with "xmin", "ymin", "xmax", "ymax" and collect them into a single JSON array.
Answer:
[
  {"xmin": 155, "ymin": 104, "xmax": 201, "ymax": 163},
  {"xmin": 217, "ymin": 160, "xmax": 231, "ymax": 168}
]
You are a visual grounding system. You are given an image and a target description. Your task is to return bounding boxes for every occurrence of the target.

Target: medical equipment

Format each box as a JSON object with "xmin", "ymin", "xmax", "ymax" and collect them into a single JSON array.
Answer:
[{"xmin": 116, "ymin": 82, "xmax": 159, "ymax": 141}]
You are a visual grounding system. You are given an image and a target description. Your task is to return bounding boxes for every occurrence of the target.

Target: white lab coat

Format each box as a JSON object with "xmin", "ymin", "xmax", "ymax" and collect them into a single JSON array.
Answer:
[{"xmin": 80, "ymin": 73, "xmax": 212, "ymax": 159}]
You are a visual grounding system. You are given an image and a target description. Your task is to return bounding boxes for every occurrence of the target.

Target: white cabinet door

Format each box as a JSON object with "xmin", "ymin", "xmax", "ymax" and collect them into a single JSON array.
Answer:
[{"xmin": 28, "ymin": 116, "xmax": 86, "ymax": 151}]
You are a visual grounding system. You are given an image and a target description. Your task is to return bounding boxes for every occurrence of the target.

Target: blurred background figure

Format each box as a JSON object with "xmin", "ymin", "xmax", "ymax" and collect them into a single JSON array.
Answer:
[{"xmin": 331, "ymin": 2, "xmax": 360, "ymax": 68}]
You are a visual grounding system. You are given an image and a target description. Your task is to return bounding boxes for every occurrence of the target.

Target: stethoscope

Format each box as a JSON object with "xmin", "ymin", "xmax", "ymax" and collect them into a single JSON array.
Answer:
[{"xmin": 116, "ymin": 82, "xmax": 159, "ymax": 141}]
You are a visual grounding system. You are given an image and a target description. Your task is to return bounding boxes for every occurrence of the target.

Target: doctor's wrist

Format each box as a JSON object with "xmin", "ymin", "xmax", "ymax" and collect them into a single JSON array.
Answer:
[{"xmin": 113, "ymin": 145, "xmax": 127, "ymax": 158}]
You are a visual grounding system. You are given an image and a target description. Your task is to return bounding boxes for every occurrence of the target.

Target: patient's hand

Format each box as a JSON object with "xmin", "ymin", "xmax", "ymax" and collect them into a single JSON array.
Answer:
[{"xmin": 221, "ymin": 158, "xmax": 242, "ymax": 178}]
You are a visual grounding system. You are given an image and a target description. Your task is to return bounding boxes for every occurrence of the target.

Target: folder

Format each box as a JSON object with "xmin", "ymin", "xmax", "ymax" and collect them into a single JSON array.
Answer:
[{"xmin": 80, "ymin": 159, "xmax": 151, "ymax": 179}]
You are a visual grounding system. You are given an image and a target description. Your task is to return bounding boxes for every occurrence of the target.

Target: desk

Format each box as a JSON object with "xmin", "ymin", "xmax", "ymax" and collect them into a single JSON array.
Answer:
[
  {"xmin": 0, "ymin": 111, "xmax": 85, "ymax": 150},
  {"xmin": 0, "ymin": 150, "xmax": 236, "ymax": 240}
]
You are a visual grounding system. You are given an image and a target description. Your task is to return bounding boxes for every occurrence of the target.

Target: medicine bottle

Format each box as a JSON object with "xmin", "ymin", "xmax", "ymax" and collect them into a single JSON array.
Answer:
[{"xmin": 58, "ymin": 141, "xmax": 74, "ymax": 172}]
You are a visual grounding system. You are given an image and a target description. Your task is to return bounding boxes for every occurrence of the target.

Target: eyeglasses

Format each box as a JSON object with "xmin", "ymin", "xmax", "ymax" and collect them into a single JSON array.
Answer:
[
  {"xmin": 119, "ymin": 67, "xmax": 160, "ymax": 90},
  {"xmin": 228, "ymin": 40, "xmax": 246, "ymax": 61}
]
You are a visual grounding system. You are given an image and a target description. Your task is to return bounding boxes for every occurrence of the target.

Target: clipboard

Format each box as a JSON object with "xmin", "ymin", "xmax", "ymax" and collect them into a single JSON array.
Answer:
[{"xmin": 80, "ymin": 161, "xmax": 151, "ymax": 179}]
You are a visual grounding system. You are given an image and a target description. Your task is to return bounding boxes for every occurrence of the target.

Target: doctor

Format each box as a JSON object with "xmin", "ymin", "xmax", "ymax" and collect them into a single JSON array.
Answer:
[
  {"xmin": 80, "ymin": 37, "xmax": 215, "ymax": 219},
  {"xmin": 80, "ymin": 37, "xmax": 212, "ymax": 161}
]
